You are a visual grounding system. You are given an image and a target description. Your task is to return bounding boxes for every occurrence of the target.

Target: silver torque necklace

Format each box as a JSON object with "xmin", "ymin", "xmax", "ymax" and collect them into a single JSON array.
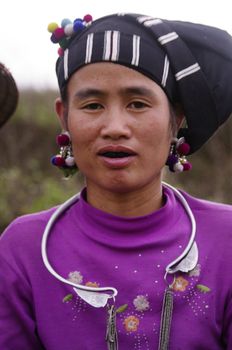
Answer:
[{"xmin": 41, "ymin": 182, "xmax": 198, "ymax": 350}]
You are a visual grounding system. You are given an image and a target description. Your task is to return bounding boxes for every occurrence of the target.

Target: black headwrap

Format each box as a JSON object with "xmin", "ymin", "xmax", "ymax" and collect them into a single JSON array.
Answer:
[{"xmin": 56, "ymin": 14, "xmax": 232, "ymax": 153}]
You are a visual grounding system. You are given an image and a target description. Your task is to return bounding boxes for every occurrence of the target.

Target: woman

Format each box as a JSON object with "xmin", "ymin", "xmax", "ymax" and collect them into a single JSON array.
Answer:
[{"xmin": 0, "ymin": 13, "xmax": 232, "ymax": 350}]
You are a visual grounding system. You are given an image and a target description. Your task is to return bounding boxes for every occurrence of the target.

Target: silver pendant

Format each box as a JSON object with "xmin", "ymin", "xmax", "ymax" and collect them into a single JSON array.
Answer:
[
  {"xmin": 106, "ymin": 305, "xmax": 118, "ymax": 350},
  {"xmin": 169, "ymin": 242, "xmax": 198, "ymax": 274},
  {"xmin": 73, "ymin": 288, "xmax": 111, "ymax": 308},
  {"xmin": 158, "ymin": 288, "xmax": 174, "ymax": 350}
]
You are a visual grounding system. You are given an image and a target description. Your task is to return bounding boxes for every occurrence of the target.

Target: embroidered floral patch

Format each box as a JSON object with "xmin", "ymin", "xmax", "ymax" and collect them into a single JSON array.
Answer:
[
  {"xmin": 124, "ymin": 315, "xmax": 140, "ymax": 332},
  {"xmin": 171, "ymin": 276, "xmax": 189, "ymax": 292},
  {"xmin": 85, "ymin": 281, "xmax": 100, "ymax": 287},
  {"xmin": 68, "ymin": 271, "xmax": 83, "ymax": 284},
  {"xmin": 133, "ymin": 295, "xmax": 150, "ymax": 312}
]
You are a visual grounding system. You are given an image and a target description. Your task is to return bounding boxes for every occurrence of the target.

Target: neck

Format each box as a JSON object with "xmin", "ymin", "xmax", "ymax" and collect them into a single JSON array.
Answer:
[{"xmin": 85, "ymin": 181, "xmax": 164, "ymax": 217}]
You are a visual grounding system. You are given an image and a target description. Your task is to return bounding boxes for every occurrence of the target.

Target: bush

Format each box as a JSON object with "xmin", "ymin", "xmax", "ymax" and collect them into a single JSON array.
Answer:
[{"xmin": 0, "ymin": 90, "xmax": 84, "ymax": 232}]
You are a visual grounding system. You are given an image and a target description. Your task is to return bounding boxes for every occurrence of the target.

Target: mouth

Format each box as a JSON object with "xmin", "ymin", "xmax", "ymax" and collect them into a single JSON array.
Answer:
[
  {"xmin": 97, "ymin": 146, "xmax": 137, "ymax": 168},
  {"xmin": 100, "ymin": 151, "xmax": 134, "ymax": 158},
  {"xmin": 98, "ymin": 145, "xmax": 137, "ymax": 157}
]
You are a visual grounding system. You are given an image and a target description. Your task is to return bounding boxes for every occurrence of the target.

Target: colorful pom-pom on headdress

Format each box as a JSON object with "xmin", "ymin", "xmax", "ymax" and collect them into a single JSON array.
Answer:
[{"xmin": 48, "ymin": 14, "xmax": 93, "ymax": 56}]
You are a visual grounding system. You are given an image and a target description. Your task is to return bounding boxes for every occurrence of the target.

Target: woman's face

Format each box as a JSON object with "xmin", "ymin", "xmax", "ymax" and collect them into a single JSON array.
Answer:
[{"xmin": 56, "ymin": 63, "xmax": 179, "ymax": 195}]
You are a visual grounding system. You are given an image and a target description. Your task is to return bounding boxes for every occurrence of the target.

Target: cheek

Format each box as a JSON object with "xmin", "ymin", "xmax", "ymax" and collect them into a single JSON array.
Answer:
[
  {"xmin": 68, "ymin": 115, "xmax": 94, "ymax": 146},
  {"xmin": 68, "ymin": 121, "xmax": 97, "ymax": 162},
  {"xmin": 142, "ymin": 118, "xmax": 172, "ymax": 146}
]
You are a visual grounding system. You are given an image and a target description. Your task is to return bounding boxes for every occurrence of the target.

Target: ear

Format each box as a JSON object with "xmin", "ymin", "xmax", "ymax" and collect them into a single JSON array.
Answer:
[
  {"xmin": 174, "ymin": 104, "xmax": 185, "ymax": 131},
  {"xmin": 55, "ymin": 97, "xmax": 68, "ymax": 130}
]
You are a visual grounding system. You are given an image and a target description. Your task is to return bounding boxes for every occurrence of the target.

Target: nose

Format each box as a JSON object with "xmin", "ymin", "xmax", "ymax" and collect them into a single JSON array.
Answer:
[{"xmin": 100, "ymin": 108, "xmax": 132, "ymax": 140}]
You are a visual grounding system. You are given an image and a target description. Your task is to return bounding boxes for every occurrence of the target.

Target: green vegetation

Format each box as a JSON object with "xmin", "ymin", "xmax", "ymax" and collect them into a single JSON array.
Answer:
[
  {"xmin": 0, "ymin": 89, "xmax": 231, "ymax": 232},
  {"xmin": 0, "ymin": 90, "xmax": 84, "ymax": 232}
]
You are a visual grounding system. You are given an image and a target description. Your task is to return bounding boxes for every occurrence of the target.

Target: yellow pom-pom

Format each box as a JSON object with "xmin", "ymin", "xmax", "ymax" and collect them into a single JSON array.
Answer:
[{"xmin": 47, "ymin": 22, "xmax": 59, "ymax": 33}]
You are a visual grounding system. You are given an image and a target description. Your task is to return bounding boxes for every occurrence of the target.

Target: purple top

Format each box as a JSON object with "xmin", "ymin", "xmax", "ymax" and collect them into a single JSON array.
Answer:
[{"xmin": 0, "ymin": 185, "xmax": 232, "ymax": 349}]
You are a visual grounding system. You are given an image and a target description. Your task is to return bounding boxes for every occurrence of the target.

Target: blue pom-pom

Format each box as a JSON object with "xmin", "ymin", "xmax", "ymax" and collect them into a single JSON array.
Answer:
[
  {"xmin": 61, "ymin": 18, "xmax": 72, "ymax": 28},
  {"xmin": 51, "ymin": 155, "xmax": 57, "ymax": 165},
  {"xmin": 73, "ymin": 20, "xmax": 85, "ymax": 32}
]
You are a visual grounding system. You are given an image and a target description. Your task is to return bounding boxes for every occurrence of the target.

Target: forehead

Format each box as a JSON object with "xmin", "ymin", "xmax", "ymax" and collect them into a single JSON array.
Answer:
[{"xmin": 67, "ymin": 62, "xmax": 166, "ymax": 96}]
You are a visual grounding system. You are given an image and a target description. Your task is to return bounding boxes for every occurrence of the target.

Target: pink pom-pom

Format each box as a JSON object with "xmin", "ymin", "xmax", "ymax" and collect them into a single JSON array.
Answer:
[
  {"xmin": 177, "ymin": 142, "xmax": 190, "ymax": 155},
  {"xmin": 54, "ymin": 27, "xmax": 65, "ymax": 40},
  {"xmin": 183, "ymin": 162, "xmax": 192, "ymax": 171},
  {"xmin": 58, "ymin": 47, "xmax": 64, "ymax": 56},
  {"xmin": 83, "ymin": 14, "xmax": 93, "ymax": 23},
  {"xmin": 56, "ymin": 133, "xmax": 70, "ymax": 146}
]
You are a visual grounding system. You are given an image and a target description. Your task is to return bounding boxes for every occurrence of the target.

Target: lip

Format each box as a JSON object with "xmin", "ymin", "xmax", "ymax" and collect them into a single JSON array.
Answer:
[
  {"xmin": 97, "ymin": 145, "xmax": 137, "ymax": 155},
  {"xmin": 97, "ymin": 145, "xmax": 137, "ymax": 169}
]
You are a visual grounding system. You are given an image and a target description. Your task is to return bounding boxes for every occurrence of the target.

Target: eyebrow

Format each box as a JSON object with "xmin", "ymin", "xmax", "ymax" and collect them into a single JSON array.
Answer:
[
  {"xmin": 122, "ymin": 86, "xmax": 155, "ymax": 98},
  {"xmin": 74, "ymin": 86, "xmax": 157, "ymax": 100},
  {"xmin": 74, "ymin": 88, "xmax": 106, "ymax": 100}
]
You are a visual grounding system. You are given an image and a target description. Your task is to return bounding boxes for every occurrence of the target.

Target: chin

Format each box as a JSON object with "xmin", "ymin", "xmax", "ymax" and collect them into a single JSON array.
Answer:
[{"xmin": 101, "ymin": 178, "xmax": 152, "ymax": 195}]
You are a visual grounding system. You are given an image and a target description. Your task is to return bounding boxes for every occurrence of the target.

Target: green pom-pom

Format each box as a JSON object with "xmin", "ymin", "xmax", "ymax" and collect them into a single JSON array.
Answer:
[{"xmin": 59, "ymin": 37, "xmax": 69, "ymax": 49}]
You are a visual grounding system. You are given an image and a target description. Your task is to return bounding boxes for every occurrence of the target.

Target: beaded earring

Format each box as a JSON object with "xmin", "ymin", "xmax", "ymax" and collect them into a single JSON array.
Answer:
[
  {"xmin": 166, "ymin": 137, "xmax": 192, "ymax": 172},
  {"xmin": 51, "ymin": 131, "xmax": 78, "ymax": 178}
]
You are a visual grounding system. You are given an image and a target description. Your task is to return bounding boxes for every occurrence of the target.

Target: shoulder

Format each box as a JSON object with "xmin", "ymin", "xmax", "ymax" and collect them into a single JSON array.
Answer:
[
  {"xmin": 180, "ymin": 189, "xmax": 232, "ymax": 234},
  {"xmin": 181, "ymin": 190, "xmax": 232, "ymax": 215},
  {"xmin": 0, "ymin": 206, "xmax": 57, "ymax": 254}
]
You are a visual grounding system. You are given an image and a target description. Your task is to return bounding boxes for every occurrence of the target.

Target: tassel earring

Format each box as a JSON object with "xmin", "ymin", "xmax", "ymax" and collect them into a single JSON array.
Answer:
[
  {"xmin": 166, "ymin": 137, "xmax": 192, "ymax": 173},
  {"xmin": 51, "ymin": 131, "xmax": 78, "ymax": 178}
]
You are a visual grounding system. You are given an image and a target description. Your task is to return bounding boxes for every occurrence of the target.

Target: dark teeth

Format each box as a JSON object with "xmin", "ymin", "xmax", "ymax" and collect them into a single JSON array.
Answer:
[{"xmin": 102, "ymin": 151, "xmax": 131, "ymax": 158}]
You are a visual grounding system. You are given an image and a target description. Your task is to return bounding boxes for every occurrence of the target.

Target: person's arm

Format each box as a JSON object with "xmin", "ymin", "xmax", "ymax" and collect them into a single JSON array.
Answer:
[
  {"xmin": 222, "ymin": 293, "xmax": 232, "ymax": 349},
  {"xmin": 0, "ymin": 249, "xmax": 44, "ymax": 349}
]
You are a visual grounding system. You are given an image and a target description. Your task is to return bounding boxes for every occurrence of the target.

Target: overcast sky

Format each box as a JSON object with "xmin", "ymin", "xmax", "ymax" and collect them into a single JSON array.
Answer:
[{"xmin": 1, "ymin": 0, "xmax": 231, "ymax": 90}]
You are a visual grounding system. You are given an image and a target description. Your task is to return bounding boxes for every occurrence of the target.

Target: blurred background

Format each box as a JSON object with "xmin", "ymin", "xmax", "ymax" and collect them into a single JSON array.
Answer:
[{"xmin": 0, "ymin": 0, "xmax": 232, "ymax": 232}]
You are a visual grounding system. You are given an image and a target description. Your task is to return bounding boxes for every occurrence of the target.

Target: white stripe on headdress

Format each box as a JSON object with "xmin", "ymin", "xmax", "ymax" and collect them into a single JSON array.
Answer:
[
  {"xmin": 85, "ymin": 33, "xmax": 94, "ymax": 64},
  {"xmin": 131, "ymin": 35, "xmax": 140, "ymax": 66},
  {"xmin": 103, "ymin": 31, "xmax": 112, "ymax": 60},
  {"xmin": 175, "ymin": 63, "xmax": 201, "ymax": 81},
  {"xmin": 137, "ymin": 16, "xmax": 159, "ymax": 24},
  {"xmin": 143, "ymin": 19, "xmax": 163, "ymax": 27},
  {"xmin": 161, "ymin": 55, "xmax": 170, "ymax": 87},
  {"xmin": 111, "ymin": 31, "xmax": 120, "ymax": 61},
  {"xmin": 158, "ymin": 32, "xmax": 179, "ymax": 45},
  {"xmin": 64, "ymin": 49, "xmax": 69, "ymax": 80}
]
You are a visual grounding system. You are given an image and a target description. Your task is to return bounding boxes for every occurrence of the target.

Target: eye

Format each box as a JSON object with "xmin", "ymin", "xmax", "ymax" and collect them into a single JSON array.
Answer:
[
  {"xmin": 83, "ymin": 103, "xmax": 103, "ymax": 110},
  {"xmin": 128, "ymin": 101, "xmax": 149, "ymax": 109}
]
